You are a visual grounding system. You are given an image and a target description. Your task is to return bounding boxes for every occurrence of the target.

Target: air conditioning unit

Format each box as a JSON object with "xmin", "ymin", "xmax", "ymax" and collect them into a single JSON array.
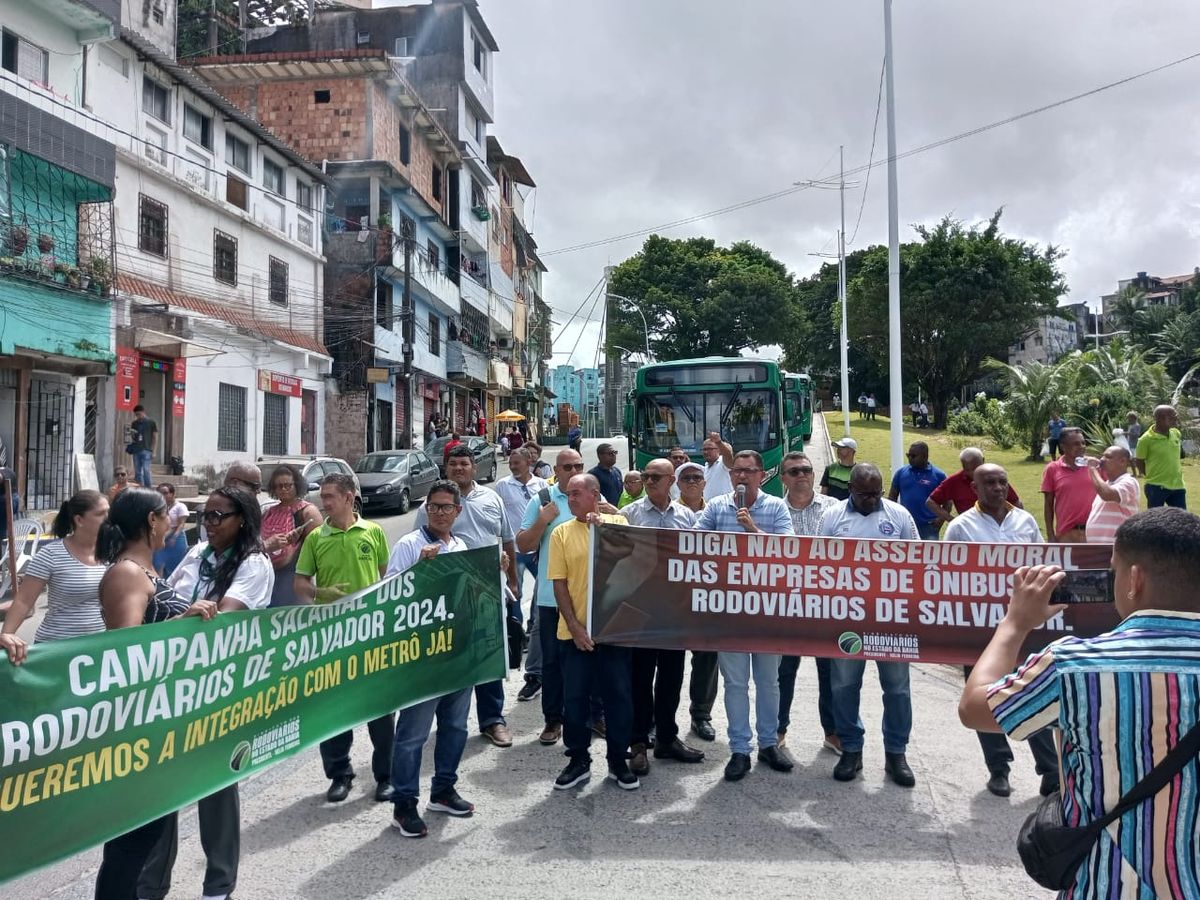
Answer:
[{"xmin": 496, "ymin": 337, "xmax": 513, "ymax": 350}]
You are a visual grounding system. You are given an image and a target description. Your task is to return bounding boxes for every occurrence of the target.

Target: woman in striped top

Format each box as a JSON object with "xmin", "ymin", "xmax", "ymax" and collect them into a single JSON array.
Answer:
[
  {"xmin": 962, "ymin": 507, "xmax": 1200, "ymax": 898},
  {"xmin": 0, "ymin": 490, "xmax": 109, "ymax": 664}
]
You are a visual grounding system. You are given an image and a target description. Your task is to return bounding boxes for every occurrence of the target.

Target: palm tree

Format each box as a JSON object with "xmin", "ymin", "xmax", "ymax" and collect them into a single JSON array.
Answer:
[
  {"xmin": 1152, "ymin": 309, "xmax": 1200, "ymax": 381},
  {"xmin": 985, "ymin": 358, "xmax": 1075, "ymax": 459},
  {"xmin": 1106, "ymin": 286, "xmax": 1147, "ymax": 334}
]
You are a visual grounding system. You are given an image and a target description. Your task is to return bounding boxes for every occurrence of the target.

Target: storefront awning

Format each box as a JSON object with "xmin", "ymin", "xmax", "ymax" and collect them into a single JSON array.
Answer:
[{"xmin": 132, "ymin": 328, "xmax": 226, "ymax": 359}]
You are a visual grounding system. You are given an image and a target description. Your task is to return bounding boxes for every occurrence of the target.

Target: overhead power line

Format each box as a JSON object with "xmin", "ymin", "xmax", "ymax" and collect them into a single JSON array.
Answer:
[{"xmin": 541, "ymin": 47, "xmax": 1200, "ymax": 258}]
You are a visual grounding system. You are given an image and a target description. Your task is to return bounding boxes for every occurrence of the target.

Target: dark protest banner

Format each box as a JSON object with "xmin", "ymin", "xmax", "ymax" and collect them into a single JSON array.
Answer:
[
  {"xmin": 589, "ymin": 524, "xmax": 1119, "ymax": 662},
  {"xmin": 0, "ymin": 547, "xmax": 505, "ymax": 885}
]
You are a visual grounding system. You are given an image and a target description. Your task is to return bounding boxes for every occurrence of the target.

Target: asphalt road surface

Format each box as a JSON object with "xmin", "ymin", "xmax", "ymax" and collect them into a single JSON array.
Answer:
[{"xmin": 7, "ymin": 429, "xmax": 1053, "ymax": 898}]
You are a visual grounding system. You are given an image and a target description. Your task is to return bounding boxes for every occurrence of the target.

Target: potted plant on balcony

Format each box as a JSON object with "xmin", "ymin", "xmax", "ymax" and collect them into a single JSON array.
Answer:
[
  {"xmin": 7, "ymin": 225, "xmax": 28, "ymax": 256},
  {"xmin": 471, "ymin": 206, "xmax": 490, "ymax": 221},
  {"xmin": 56, "ymin": 263, "xmax": 82, "ymax": 288},
  {"xmin": 37, "ymin": 233, "xmax": 54, "ymax": 254},
  {"xmin": 89, "ymin": 257, "xmax": 112, "ymax": 297}
]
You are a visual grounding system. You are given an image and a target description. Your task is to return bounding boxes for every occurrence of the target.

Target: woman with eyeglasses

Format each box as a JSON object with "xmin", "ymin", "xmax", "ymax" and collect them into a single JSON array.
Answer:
[
  {"xmin": 106, "ymin": 466, "xmax": 137, "ymax": 501},
  {"xmin": 152, "ymin": 482, "xmax": 190, "ymax": 577},
  {"xmin": 260, "ymin": 464, "xmax": 321, "ymax": 607},
  {"xmin": 135, "ymin": 487, "xmax": 273, "ymax": 900},
  {"xmin": 0, "ymin": 490, "xmax": 109, "ymax": 664},
  {"xmin": 93, "ymin": 488, "xmax": 218, "ymax": 899}
]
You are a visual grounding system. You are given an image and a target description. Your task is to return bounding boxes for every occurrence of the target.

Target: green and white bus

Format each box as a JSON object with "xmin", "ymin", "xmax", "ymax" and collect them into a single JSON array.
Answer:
[
  {"xmin": 784, "ymin": 372, "xmax": 814, "ymax": 447},
  {"xmin": 625, "ymin": 356, "xmax": 788, "ymax": 496}
]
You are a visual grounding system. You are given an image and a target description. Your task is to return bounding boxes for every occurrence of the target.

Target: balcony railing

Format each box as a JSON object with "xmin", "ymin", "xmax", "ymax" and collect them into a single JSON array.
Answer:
[{"xmin": 1, "ymin": 205, "xmax": 115, "ymax": 299}]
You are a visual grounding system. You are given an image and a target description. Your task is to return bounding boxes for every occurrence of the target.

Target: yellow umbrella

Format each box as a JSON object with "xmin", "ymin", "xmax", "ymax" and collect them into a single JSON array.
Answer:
[{"xmin": 495, "ymin": 409, "xmax": 526, "ymax": 422}]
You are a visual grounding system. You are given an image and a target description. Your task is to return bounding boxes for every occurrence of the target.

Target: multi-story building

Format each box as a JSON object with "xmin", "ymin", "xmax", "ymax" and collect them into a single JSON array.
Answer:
[
  {"xmin": 89, "ymin": 24, "xmax": 333, "ymax": 483},
  {"xmin": 1008, "ymin": 313, "xmax": 1079, "ymax": 366},
  {"xmin": 0, "ymin": 0, "xmax": 120, "ymax": 508},
  {"xmin": 1101, "ymin": 269, "xmax": 1200, "ymax": 320}
]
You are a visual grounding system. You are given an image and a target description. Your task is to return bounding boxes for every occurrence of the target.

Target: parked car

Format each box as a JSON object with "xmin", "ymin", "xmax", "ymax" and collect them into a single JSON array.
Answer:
[
  {"xmin": 424, "ymin": 435, "xmax": 498, "ymax": 481},
  {"xmin": 354, "ymin": 449, "xmax": 440, "ymax": 514},
  {"xmin": 256, "ymin": 456, "xmax": 363, "ymax": 516}
]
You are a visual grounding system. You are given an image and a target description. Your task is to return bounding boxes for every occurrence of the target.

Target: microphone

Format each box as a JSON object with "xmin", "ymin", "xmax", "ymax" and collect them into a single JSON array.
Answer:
[{"xmin": 735, "ymin": 484, "xmax": 747, "ymax": 509}]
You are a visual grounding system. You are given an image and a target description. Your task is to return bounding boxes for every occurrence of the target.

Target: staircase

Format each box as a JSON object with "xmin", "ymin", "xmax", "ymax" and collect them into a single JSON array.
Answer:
[{"xmin": 149, "ymin": 463, "xmax": 198, "ymax": 499}]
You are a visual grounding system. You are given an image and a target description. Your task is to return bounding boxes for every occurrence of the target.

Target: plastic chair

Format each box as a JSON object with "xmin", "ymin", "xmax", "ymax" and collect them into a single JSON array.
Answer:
[{"xmin": 0, "ymin": 519, "xmax": 44, "ymax": 598}]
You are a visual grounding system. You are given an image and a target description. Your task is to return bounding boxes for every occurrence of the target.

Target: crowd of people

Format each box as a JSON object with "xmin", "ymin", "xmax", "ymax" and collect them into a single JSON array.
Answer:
[{"xmin": 1, "ymin": 404, "xmax": 1198, "ymax": 897}]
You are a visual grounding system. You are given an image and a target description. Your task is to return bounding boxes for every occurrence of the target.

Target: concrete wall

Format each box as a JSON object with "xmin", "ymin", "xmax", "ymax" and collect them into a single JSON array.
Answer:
[{"xmin": 324, "ymin": 388, "xmax": 369, "ymax": 464}]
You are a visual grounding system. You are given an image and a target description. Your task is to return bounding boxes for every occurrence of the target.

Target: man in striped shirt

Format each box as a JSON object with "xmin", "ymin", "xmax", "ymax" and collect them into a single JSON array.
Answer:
[{"xmin": 961, "ymin": 507, "xmax": 1200, "ymax": 898}]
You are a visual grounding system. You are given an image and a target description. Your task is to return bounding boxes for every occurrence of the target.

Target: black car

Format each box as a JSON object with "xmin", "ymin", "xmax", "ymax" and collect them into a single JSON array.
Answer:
[
  {"xmin": 424, "ymin": 435, "xmax": 498, "ymax": 481},
  {"xmin": 354, "ymin": 449, "xmax": 440, "ymax": 513}
]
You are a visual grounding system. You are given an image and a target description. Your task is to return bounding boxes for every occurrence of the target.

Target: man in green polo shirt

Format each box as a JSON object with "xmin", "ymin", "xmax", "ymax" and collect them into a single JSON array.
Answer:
[
  {"xmin": 294, "ymin": 473, "xmax": 394, "ymax": 803},
  {"xmin": 1136, "ymin": 404, "xmax": 1187, "ymax": 509}
]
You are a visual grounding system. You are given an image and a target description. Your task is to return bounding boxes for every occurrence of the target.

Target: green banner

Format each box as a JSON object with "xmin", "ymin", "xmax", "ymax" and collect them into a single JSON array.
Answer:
[{"xmin": 0, "ymin": 546, "xmax": 506, "ymax": 884}]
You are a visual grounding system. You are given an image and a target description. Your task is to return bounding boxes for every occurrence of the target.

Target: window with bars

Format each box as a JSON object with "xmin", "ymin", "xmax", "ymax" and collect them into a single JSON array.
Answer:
[
  {"xmin": 269, "ymin": 256, "xmax": 288, "ymax": 307},
  {"xmin": 138, "ymin": 194, "xmax": 167, "ymax": 257},
  {"xmin": 217, "ymin": 383, "xmax": 246, "ymax": 451},
  {"xmin": 213, "ymin": 230, "xmax": 237, "ymax": 285},
  {"xmin": 428, "ymin": 314, "xmax": 441, "ymax": 356},
  {"xmin": 263, "ymin": 392, "xmax": 288, "ymax": 455}
]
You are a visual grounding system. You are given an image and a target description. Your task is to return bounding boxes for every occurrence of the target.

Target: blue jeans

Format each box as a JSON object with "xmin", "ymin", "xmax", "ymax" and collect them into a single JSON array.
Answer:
[
  {"xmin": 133, "ymin": 449, "xmax": 153, "ymax": 489},
  {"xmin": 718, "ymin": 651, "xmax": 781, "ymax": 755},
  {"xmin": 560, "ymin": 641, "xmax": 632, "ymax": 763},
  {"xmin": 830, "ymin": 659, "xmax": 912, "ymax": 754},
  {"xmin": 1145, "ymin": 483, "xmax": 1187, "ymax": 509},
  {"xmin": 778, "ymin": 656, "xmax": 835, "ymax": 735},
  {"xmin": 475, "ymin": 680, "xmax": 506, "ymax": 730},
  {"xmin": 390, "ymin": 687, "xmax": 472, "ymax": 801},
  {"xmin": 916, "ymin": 521, "xmax": 942, "ymax": 541}
]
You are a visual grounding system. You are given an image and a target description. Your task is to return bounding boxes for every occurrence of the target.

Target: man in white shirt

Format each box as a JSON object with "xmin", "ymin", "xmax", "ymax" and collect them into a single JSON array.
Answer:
[
  {"xmin": 819, "ymin": 463, "xmax": 919, "ymax": 787},
  {"xmin": 493, "ymin": 447, "xmax": 548, "ymax": 702},
  {"xmin": 622, "ymin": 459, "xmax": 705, "ymax": 775},
  {"xmin": 701, "ymin": 430, "xmax": 734, "ymax": 501},
  {"xmin": 386, "ymin": 480, "xmax": 473, "ymax": 839},
  {"xmin": 1085, "ymin": 445, "xmax": 1139, "ymax": 544},
  {"xmin": 944, "ymin": 463, "xmax": 1059, "ymax": 798}
]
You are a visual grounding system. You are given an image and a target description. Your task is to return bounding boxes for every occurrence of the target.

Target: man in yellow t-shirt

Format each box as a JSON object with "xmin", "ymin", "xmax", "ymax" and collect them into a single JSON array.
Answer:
[
  {"xmin": 1136, "ymin": 404, "xmax": 1187, "ymax": 509},
  {"xmin": 547, "ymin": 474, "xmax": 636, "ymax": 791}
]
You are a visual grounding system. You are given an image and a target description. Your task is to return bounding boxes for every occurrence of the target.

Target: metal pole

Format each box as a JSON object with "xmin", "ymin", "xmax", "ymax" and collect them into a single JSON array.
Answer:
[
  {"xmin": 884, "ymin": 0, "xmax": 904, "ymax": 473},
  {"xmin": 838, "ymin": 146, "xmax": 851, "ymax": 439},
  {"xmin": 401, "ymin": 220, "xmax": 414, "ymax": 449}
]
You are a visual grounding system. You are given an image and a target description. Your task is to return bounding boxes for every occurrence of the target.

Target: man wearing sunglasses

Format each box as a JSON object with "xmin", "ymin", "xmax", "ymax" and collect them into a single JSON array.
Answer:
[
  {"xmin": 695, "ymin": 450, "xmax": 793, "ymax": 782},
  {"xmin": 888, "ymin": 441, "xmax": 947, "ymax": 541},
  {"xmin": 776, "ymin": 452, "xmax": 841, "ymax": 760},
  {"xmin": 819, "ymin": 463, "xmax": 919, "ymax": 787}
]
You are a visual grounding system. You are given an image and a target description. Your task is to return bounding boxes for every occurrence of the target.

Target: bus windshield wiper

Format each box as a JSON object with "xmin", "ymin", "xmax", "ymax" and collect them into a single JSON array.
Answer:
[
  {"xmin": 720, "ymin": 383, "xmax": 743, "ymax": 426},
  {"xmin": 670, "ymin": 388, "xmax": 695, "ymax": 423}
]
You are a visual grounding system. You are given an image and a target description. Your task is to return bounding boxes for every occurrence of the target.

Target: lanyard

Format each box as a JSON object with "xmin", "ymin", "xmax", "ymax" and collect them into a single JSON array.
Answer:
[{"xmin": 191, "ymin": 545, "xmax": 230, "ymax": 603}]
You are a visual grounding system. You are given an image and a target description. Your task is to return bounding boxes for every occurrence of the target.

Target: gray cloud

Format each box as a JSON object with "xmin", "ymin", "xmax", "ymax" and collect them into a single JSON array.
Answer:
[{"xmin": 477, "ymin": 0, "xmax": 1200, "ymax": 364}]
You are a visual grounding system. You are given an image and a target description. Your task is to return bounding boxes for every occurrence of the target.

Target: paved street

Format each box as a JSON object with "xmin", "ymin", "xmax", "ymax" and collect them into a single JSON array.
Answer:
[{"xmin": 9, "ymin": 431, "xmax": 1053, "ymax": 898}]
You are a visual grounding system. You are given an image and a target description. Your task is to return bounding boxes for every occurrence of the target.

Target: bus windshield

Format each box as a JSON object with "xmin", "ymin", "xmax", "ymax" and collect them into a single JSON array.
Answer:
[{"xmin": 636, "ymin": 389, "xmax": 779, "ymax": 453}]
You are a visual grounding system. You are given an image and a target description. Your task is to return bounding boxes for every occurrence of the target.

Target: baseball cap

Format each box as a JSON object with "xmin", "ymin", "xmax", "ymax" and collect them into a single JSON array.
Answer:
[
  {"xmin": 832, "ymin": 438, "xmax": 858, "ymax": 450},
  {"xmin": 675, "ymin": 462, "xmax": 705, "ymax": 479}
]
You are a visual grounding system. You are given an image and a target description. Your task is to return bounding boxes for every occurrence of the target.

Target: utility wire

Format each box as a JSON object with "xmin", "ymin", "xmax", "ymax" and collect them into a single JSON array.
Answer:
[
  {"xmin": 541, "ymin": 47, "xmax": 1200, "ymax": 257},
  {"xmin": 848, "ymin": 57, "xmax": 885, "ymax": 248}
]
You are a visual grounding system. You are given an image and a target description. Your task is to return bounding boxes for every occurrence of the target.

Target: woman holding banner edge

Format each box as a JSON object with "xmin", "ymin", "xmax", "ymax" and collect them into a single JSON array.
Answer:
[
  {"xmin": 137, "ymin": 487, "xmax": 273, "ymax": 900},
  {"xmin": 92, "ymin": 488, "xmax": 218, "ymax": 900}
]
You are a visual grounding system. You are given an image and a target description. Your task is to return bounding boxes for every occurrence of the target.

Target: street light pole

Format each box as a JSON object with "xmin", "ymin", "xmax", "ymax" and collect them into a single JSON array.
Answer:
[
  {"xmin": 606, "ymin": 292, "xmax": 652, "ymax": 361},
  {"xmin": 838, "ymin": 146, "xmax": 851, "ymax": 439},
  {"xmin": 884, "ymin": 0, "xmax": 904, "ymax": 473}
]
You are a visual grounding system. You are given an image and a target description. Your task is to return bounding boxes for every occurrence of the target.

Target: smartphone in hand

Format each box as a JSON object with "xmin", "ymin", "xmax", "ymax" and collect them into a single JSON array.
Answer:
[{"xmin": 1050, "ymin": 569, "xmax": 1113, "ymax": 604}]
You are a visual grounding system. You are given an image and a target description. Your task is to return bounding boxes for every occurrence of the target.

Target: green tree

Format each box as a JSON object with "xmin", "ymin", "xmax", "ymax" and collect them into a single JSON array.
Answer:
[
  {"xmin": 177, "ymin": 0, "xmax": 309, "ymax": 59},
  {"xmin": 984, "ymin": 359, "xmax": 1077, "ymax": 459},
  {"xmin": 847, "ymin": 211, "xmax": 1066, "ymax": 428},
  {"xmin": 606, "ymin": 235, "xmax": 800, "ymax": 360}
]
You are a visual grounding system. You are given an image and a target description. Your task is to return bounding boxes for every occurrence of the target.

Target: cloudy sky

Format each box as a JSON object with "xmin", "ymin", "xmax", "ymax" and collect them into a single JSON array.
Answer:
[{"xmin": 470, "ymin": 0, "xmax": 1200, "ymax": 367}]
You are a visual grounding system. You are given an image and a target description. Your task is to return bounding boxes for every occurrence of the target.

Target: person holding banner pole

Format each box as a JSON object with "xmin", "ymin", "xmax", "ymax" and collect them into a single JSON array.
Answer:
[
  {"xmin": 819, "ymin": 464, "xmax": 919, "ymax": 787},
  {"xmin": 294, "ymin": 474, "xmax": 394, "ymax": 803},
  {"xmin": 138, "ymin": 487, "xmax": 274, "ymax": 900},
  {"xmin": 92, "ymin": 488, "xmax": 218, "ymax": 900},
  {"xmin": 385, "ymin": 480, "xmax": 475, "ymax": 838},
  {"xmin": 695, "ymin": 450, "xmax": 794, "ymax": 782},
  {"xmin": 944, "ymin": 464, "xmax": 1059, "ymax": 800},
  {"xmin": 415, "ymin": 445, "xmax": 519, "ymax": 748},
  {"xmin": 775, "ymin": 452, "xmax": 840, "ymax": 759},
  {"xmin": 549, "ymin": 474, "xmax": 637, "ymax": 791},
  {"xmin": 622, "ymin": 458, "xmax": 706, "ymax": 776},
  {"xmin": 674, "ymin": 462, "xmax": 720, "ymax": 742}
]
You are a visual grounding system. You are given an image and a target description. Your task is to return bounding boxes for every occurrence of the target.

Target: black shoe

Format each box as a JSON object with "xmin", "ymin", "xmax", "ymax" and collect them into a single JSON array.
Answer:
[
  {"xmin": 1039, "ymin": 774, "xmax": 1060, "ymax": 797},
  {"xmin": 391, "ymin": 799, "xmax": 427, "ymax": 838},
  {"xmin": 607, "ymin": 761, "xmax": 640, "ymax": 791},
  {"xmin": 326, "ymin": 775, "xmax": 353, "ymax": 802},
  {"xmin": 757, "ymin": 745, "xmax": 794, "ymax": 773},
  {"xmin": 428, "ymin": 788, "xmax": 475, "ymax": 817},
  {"xmin": 554, "ymin": 758, "xmax": 592, "ymax": 791},
  {"xmin": 724, "ymin": 752, "xmax": 752, "ymax": 782},
  {"xmin": 653, "ymin": 738, "xmax": 705, "ymax": 763},
  {"xmin": 517, "ymin": 676, "xmax": 541, "ymax": 702},
  {"xmin": 590, "ymin": 719, "xmax": 607, "ymax": 739},
  {"xmin": 374, "ymin": 781, "xmax": 394, "ymax": 802},
  {"xmin": 884, "ymin": 752, "xmax": 916, "ymax": 788},
  {"xmin": 691, "ymin": 718, "xmax": 716, "ymax": 742},
  {"xmin": 986, "ymin": 771, "xmax": 1012, "ymax": 797},
  {"xmin": 833, "ymin": 750, "xmax": 864, "ymax": 782},
  {"xmin": 630, "ymin": 742, "xmax": 650, "ymax": 776}
]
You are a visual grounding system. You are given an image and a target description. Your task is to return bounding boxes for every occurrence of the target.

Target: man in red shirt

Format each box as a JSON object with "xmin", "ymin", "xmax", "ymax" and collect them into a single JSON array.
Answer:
[
  {"xmin": 443, "ymin": 433, "xmax": 463, "ymax": 469},
  {"xmin": 926, "ymin": 447, "xmax": 1022, "ymax": 527},
  {"xmin": 1040, "ymin": 427, "xmax": 1094, "ymax": 542}
]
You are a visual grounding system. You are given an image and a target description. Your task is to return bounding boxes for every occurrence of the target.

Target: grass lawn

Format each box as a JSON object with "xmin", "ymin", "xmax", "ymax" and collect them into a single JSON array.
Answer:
[{"xmin": 821, "ymin": 411, "xmax": 1200, "ymax": 514}]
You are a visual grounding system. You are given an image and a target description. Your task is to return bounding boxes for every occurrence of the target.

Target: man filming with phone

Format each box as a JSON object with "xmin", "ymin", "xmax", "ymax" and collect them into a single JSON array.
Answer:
[{"xmin": 961, "ymin": 507, "xmax": 1200, "ymax": 897}]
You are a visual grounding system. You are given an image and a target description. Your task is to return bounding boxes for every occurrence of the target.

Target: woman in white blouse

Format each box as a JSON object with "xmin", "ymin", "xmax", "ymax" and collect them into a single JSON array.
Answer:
[
  {"xmin": 0, "ymin": 489, "xmax": 108, "ymax": 663},
  {"xmin": 137, "ymin": 486, "xmax": 273, "ymax": 900}
]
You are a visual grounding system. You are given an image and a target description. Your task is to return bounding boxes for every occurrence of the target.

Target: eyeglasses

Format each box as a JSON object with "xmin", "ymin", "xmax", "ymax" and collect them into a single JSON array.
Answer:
[
  {"xmin": 115, "ymin": 472, "xmax": 128, "ymax": 479},
  {"xmin": 730, "ymin": 468, "xmax": 762, "ymax": 476},
  {"xmin": 559, "ymin": 463, "xmax": 585, "ymax": 472},
  {"xmin": 273, "ymin": 481, "xmax": 296, "ymax": 492},
  {"xmin": 783, "ymin": 466, "xmax": 814, "ymax": 476},
  {"xmin": 643, "ymin": 473, "xmax": 670, "ymax": 482},
  {"xmin": 678, "ymin": 474, "xmax": 705, "ymax": 483},
  {"xmin": 228, "ymin": 477, "xmax": 262, "ymax": 493},
  {"xmin": 201, "ymin": 509, "xmax": 239, "ymax": 525},
  {"xmin": 427, "ymin": 503, "xmax": 459, "ymax": 514}
]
